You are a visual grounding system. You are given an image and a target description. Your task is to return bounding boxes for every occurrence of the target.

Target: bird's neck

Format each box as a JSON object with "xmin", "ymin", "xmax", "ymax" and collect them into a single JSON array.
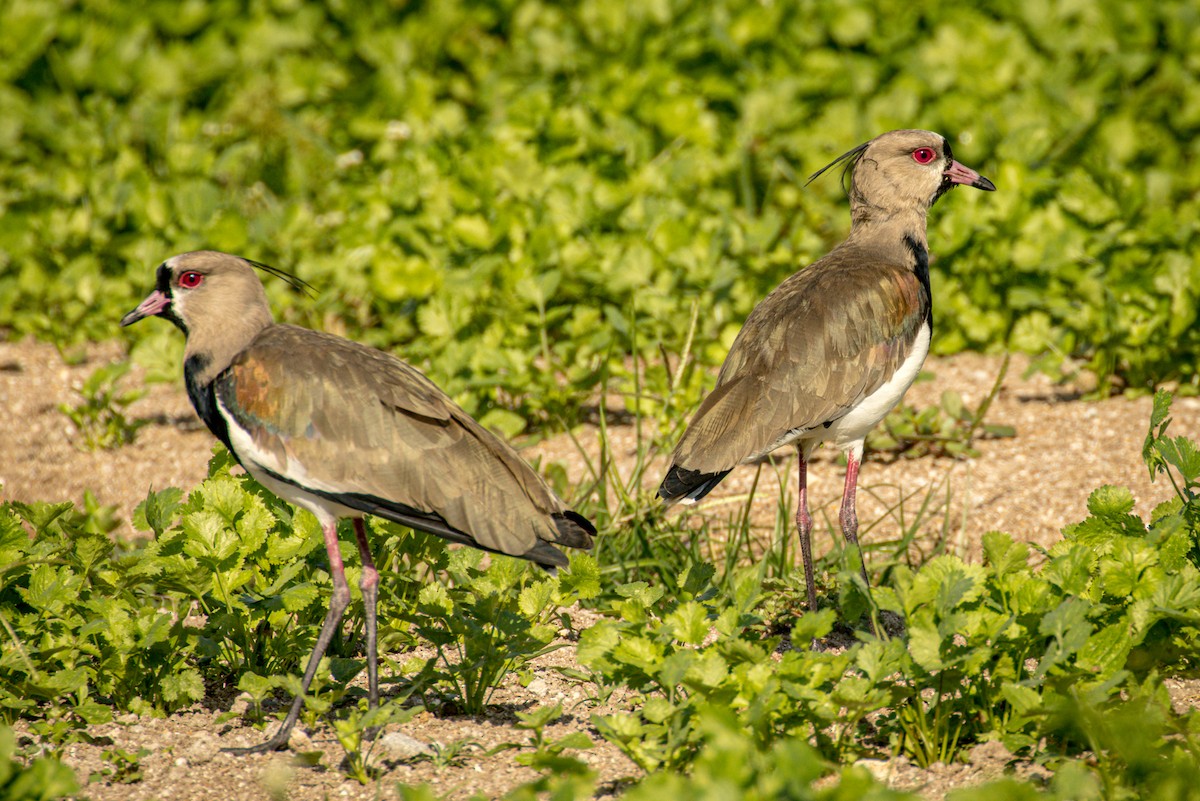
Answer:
[
  {"xmin": 846, "ymin": 205, "xmax": 930, "ymax": 256},
  {"xmin": 183, "ymin": 309, "xmax": 273, "ymax": 386}
]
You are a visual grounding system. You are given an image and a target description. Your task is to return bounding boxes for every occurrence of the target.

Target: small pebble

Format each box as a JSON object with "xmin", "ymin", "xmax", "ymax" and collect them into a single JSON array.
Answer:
[
  {"xmin": 287, "ymin": 728, "xmax": 313, "ymax": 752},
  {"xmin": 185, "ymin": 731, "xmax": 220, "ymax": 765},
  {"xmin": 854, "ymin": 758, "xmax": 894, "ymax": 781},
  {"xmin": 378, "ymin": 731, "xmax": 432, "ymax": 760}
]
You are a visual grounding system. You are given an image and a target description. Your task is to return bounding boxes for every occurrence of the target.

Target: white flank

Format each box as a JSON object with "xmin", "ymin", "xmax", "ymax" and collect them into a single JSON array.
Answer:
[
  {"xmin": 743, "ymin": 322, "xmax": 931, "ymax": 463},
  {"xmin": 217, "ymin": 396, "xmax": 356, "ymax": 523},
  {"xmin": 825, "ymin": 322, "xmax": 931, "ymax": 451}
]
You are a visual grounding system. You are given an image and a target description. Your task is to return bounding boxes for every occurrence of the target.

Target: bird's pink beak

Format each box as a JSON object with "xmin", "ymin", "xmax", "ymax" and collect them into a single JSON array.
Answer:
[
  {"xmin": 944, "ymin": 160, "xmax": 996, "ymax": 191},
  {"xmin": 120, "ymin": 289, "xmax": 171, "ymax": 327}
]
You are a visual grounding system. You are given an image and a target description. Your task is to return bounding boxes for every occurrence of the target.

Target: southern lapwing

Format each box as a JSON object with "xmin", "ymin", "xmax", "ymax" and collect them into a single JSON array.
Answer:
[
  {"xmin": 658, "ymin": 130, "xmax": 994, "ymax": 616},
  {"xmin": 121, "ymin": 251, "xmax": 595, "ymax": 752}
]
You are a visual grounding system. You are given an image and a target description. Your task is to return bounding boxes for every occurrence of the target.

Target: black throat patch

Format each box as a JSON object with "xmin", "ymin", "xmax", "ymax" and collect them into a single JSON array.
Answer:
[
  {"xmin": 903, "ymin": 234, "xmax": 933, "ymax": 326},
  {"xmin": 184, "ymin": 353, "xmax": 233, "ymax": 453}
]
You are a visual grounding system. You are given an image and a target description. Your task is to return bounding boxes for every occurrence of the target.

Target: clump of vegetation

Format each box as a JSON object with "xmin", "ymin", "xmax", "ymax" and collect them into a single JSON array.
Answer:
[
  {"xmin": 5, "ymin": 374, "xmax": 1200, "ymax": 798},
  {"xmin": 57, "ymin": 362, "xmax": 147, "ymax": 450},
  {"xmin": 2, "ymin": 0, "xmax": 1197, "ymax": 422}
]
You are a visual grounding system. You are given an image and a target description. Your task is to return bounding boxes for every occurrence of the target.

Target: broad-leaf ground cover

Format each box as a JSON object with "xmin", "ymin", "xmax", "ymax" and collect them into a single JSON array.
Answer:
[
  {"xmin": 3, "ymin": 0, "xmax": 1200, "ymax": 797},
  {"xmin": 2, "ymin": 0, "xmax": 1198, "ymax": 426}
]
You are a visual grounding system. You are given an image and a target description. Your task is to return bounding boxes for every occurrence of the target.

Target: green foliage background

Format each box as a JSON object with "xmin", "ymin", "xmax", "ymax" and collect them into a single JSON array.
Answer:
[{"xmin": 1, "ymin": 0, "xmax": 1197, "ymax": 426}]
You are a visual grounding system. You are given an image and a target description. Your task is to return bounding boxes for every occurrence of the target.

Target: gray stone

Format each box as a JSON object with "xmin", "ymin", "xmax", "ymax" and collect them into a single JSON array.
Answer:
[
  {"xmin": 184, "ymin": 731, "xmax": 220, "ymax": 765},
  {"xmin": 378, "ymin": 731, "xmax": 432, "ymax": 760}
]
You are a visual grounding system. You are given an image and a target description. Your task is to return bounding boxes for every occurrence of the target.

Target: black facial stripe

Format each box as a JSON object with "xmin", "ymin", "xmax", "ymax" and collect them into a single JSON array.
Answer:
[
  {"xmin": 153, "ymin": 261, "xmax": 188, "ymax": 333},
  {"xmin": 942, "ymin": 136, "xmax": 954, "ymax": 164},
  {"xmin": 931, "ymin": 175, "xmax": 955, "ymax": 205},
  {"xmin": 155, "ymin": 262, "xmax": 174, "ymax": 295}
]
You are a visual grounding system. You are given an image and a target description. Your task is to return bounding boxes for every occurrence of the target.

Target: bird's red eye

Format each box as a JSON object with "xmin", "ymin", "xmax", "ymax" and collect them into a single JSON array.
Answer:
[
  {"xmin": 178, "ymin": 271, "xmax": 203, "ymax": 289},
  {"xmin": 912, "ymin": 148, "xmax": 937, "ymax": 164}
]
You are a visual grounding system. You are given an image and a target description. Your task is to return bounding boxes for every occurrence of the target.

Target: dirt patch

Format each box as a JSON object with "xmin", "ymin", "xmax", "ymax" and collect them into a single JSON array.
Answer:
[
  {"xmin": 3, "ymin": 336, "xmax": 1199, "ymax": 799},
  {"xmin": 18, "ymin": 629, "xmax": 638, "ymax": 801}
]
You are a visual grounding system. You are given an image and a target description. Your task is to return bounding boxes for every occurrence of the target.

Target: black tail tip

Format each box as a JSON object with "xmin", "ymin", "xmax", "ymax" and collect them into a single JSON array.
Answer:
[
  {"xmin": 553, "ymin": 510, "xmax": 596, "ymax": 550},
  {"xmin": 658, "ymin": 465, "xmax": 731, "ymax": 505}
]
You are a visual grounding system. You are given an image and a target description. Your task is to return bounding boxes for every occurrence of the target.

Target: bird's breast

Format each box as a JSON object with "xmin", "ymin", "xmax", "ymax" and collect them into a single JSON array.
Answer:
[{"xmin": 824, "ymin": 321, "xmax": 931, "ymax": 451}]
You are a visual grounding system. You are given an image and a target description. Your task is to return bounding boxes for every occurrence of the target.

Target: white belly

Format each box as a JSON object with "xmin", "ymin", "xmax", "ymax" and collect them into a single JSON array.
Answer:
[{"xmin": 822, "ymin": 322, "xmax": 931, "ymax": 458}]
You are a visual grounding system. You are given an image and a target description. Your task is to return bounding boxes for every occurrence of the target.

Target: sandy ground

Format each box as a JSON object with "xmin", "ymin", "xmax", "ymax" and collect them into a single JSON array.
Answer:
[{"xmin": 3, "ymin": 336, "xmax": 1199, "ymax": 799}]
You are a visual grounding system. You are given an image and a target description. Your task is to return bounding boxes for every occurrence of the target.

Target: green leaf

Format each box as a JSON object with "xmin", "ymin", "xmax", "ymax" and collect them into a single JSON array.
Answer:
[
  {"xmin": 448, "ymin": 214, "xmax": 495, "ymax": 249},
  {"xmin": 518, "ymin": 580, "xmax": 555, "ymax": 619},
  {"xmin": 515, "ymin": 703, "xmax": 563, "ymax": 731},
  {"xmin": 1043, "ymin": 546, "xmax": 1097, "ymax": 596},
  {"xmin": 417, "ymin": 582, "xmax": 454, "ymax": 615},
  {"xmin": 280, "ymin": 582, "xmax": 320, "ymax": 613},
  {"xmin": 237, "ymin": 671, "xmax": 277, "ymax": 702},
  {"xmin": 999, "ymin": 682, "xmax": 1042, "ymax": 716},
  {"xmin": 665, "ymin": 601, "xmax": 709, "ymax": 646},
  {"xmin": 161, "ymin": 669, "xmax": 204, "ymax": 704},
  {"xmin": 613, "ymin": 637, "xmax": 665, "ymax": 674},
  {"xmin": 133, "ymin": 487, "xmax": 184, "ymax": 535},
  {"xmin": 982, "ymin": 531, "xmax": 1030, "ymax": 577},
  {"xmin": 787, "ymin": 606, "xmax": 835, "ymax": 642},
  {"xmin": 685, "ymin": 651, "xmax": 728, "ymax": 689},
  {"xmin": 1076, "ymin": 621, "xmax": 1132, "ymax": 678},
  {"xmin": 1143, "ymin": 389, "xmax": 1174, "ymax": 476},
  {"xmin": 908, "ymin": 620, "xmax": 946, "ymax": 672},
  {"xmin": 478, "ymin": 407, "xmax": 527, "ymax": 438},
  {"xmin": 1155, "ymin": 435, "xmax": 1200, "ymax": 484},
  {"xmin": 558, "ymin": 553, "xmax": 602, "ymax": 601},
  {"xmin": 1087, "ymin": 485, "xmax": 1136, "ymax": 519},
  {"xmin": 576, "ymin": 621, "xmax": 621, "ymax": 669},
  {"xmin": 181, "ymin": 510, "xmax": 238, "ymax": 562}
]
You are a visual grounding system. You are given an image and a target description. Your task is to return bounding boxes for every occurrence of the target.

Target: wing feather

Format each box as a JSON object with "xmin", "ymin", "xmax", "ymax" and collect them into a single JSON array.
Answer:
[
  {"xmin": 670, "ymin": 249, "xmax": 929, "ymax": 476},
  {"xmin": 215, "ymin": 325, "xmax": 592, "ymax": 558}
]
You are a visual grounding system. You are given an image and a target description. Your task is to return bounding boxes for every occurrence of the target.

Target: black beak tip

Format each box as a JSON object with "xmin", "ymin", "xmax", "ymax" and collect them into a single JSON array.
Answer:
[{"xmin": 975, "ymin": 176, "xmax": 997, "ymax": 192}]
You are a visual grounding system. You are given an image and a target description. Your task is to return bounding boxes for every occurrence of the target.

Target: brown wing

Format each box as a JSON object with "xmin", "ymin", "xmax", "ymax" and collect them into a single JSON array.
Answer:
[
  {"xmin": 670, "ymin": 248, "xmax": 929, "ymax": 476},
  {"xmin": 216, "ymin": 325, "xmax": 592, "ymax": 559}
]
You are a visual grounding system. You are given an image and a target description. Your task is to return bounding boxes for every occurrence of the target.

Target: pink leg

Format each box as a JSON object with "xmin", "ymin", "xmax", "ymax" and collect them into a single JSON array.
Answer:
[
  {"xmin": 839, "ymin": 452, "xmax": 870, "ymax": 587},
  {"xmin": 795, "ymin": 448, "xmax": 818, "ymax": 612},
  {"xmin": 231, "ymin": 515, "xmax": 350, "ymax": 753},
  {"xmin": 353, "ymin": 518, "xmax": 380, "ymax": 714}
]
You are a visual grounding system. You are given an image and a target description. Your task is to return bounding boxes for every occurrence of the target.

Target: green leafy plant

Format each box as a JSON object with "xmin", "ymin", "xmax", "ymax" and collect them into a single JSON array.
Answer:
[
  {"xmin": 89, "ymin": 746, "xmax": 150, "ymax": 785},
  {"xmin": 1144, "ymin": 389, "xmax": 1200, "ymax": 531},
  {"xmin": 57, "ymin": 362, "xmax": 148, "ymax": 450},
  {"xmin": 619, "ymin": 706, "xmax": 917, "ymax": 801},
  {"xmin": 0, "ymin": 725, "xmax": 79, "ymax": 801},
  {"xmin": 0, "ymin": 499, "xmax": 203, "ymax": 720},
  {"xmin": 509, "ymin": 703, "xmax": 594, "ymax": 776},
  {"xmin": 408, "ymin": 737, "xmax": 482, "ymax": 769},
  {"xmin": 580, "ymin": 392, "xmax": 1200, "ymax": 781},
  {"xmin": 331, "ymin": 700, "xmax": 423, "ymax": 785},
  {"xmin": 410, "ymin": 552, "xmax": 601, "ymax": 715},
  {"xmin": 3, "ymin": 0, "xmax": 1196, "ymax": 419}
]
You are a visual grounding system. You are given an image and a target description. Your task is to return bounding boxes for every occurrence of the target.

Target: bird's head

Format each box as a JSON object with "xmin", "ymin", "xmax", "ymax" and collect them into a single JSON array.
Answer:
[
  {"xmin": 121, "ymin": 251, "xmax": 276, "ymax": 334},
  {"xmin": 121, "ymin": 251, "xmax": 309, "ymax": 379},
  {"xmin": 809, "ymin": 129, "xmax": 996, "ymax": 222}
]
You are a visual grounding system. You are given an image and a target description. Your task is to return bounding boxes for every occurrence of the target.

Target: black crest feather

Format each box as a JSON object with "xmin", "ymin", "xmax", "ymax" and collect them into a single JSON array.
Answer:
[
  {"xmin": 805, "ymin": 140, "xmax": 870, "ymax": 196},
  {"xmin": 242, "ymin": 258, "xmax": 317, "ymax": 298}
]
